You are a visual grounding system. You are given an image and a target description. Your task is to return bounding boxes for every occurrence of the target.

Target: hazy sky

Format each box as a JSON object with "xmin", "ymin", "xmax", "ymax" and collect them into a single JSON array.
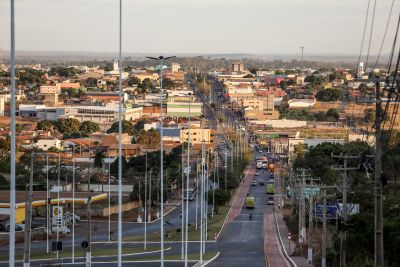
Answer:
[{"xmin": 0, "ymin": 0, "xmax": 398, "ymax": 55}]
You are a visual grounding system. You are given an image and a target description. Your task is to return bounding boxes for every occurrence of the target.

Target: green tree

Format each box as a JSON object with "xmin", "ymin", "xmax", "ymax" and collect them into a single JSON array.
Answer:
[
  {"xmin": 107, "ymin": 120, "xmax": 137, "ymax": 136},
  {"xmin": 0, "ymin": 137, "xmax": 10, "ymax": 156},
  {"xmin": 93, "ymin": 150, "xmax": 106, "ymax": 169},
  {"xmin": 316, "ymin": 88, "xmax": 343, "ymax": 102},
  {"xmin": 162, "ymin": 78, "xmax": 176, "ymax": 89},
  {"xmin": 55, "ymin": 118, "xmax": 81, "ymax": 136},
  {"xmin": 137, "ymin": 129, "xmax": 160, "ymax": 148},
  {"xmin": 363, "ymin": 108, "xmax": 375, "ymax": 124},
  {"xmin": 128, "ymin": 76, "xmax": 141, "ymax": 87},
  {"xmin": 325, "ymin": 108, "xmax": 340, "ymax": 121},
  {"xmin": 36, "ymin": 120, "xmax": 54, "ymax": 131},
  {"xmin": 141, "ymin": 78, "xmax": 153, "ymax": 90},
  {"xmin": 80, "ymin": 121, "xmax": 100, "ymax": 134},
  {"xmin": 358, "ymin": 83, "xmax": 368, "ymax": 97}
]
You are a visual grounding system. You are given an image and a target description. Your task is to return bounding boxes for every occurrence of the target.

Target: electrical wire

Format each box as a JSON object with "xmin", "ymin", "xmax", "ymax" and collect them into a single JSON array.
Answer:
[
  {"xmin": 374, "ymin": 0, "xmax": 396, "ymax": 69},
  {"xmin": 365, "ymin": 0, "xmax": 378, "ymax": 70},
  {"xmin": 357, "ymin": 0, "xmax": 372, "ymax": 73}
]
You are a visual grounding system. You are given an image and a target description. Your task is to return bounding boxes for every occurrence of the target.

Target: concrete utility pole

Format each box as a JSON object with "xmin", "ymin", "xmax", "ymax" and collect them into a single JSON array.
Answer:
[
  {"xmin": 331, "ymin": 154, "xmax": 360, "ymax": 267},
  {"xmin": 374, "ymin": 81, "xmax": 384, "ymax": 267},
  {"xmin": 301, "ymin": 46, "xmax": 304, "ymax": 74},
  {"xmin": 86, "ymin": 196, "xmax": 92, "ymax": 267},
  {"xmin": 224, "ymin": 151, "xmax": 228, "ymax": 190},
  {"xmin": 23, "ymin": 152, "xmax": 34, "ymax": 267},
  {"xmin": 320, "ymin": 185, "xmax": 337, "ymax": 267}
]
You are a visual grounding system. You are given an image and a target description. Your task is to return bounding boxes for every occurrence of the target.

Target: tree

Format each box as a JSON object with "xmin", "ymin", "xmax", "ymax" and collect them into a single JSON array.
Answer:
[
  {"xmin": 363, "ymin": 108, "xmax": 375, "ymax": 124},
  {"xmin": 36, "ymin": 120, "xmax": 54, "ymax": 131},
  {"xmin": 84, "ymin": 77, "xmax": 98, "ymax": 87},
  {"xmin": 325, "ymin": 108, "xmax": 340, "ymax": 121},
  {"xmin": 55, "ymin": 118, "xmax": 81, "ymax": 136},
  {"xmin": 141, "ymin": 78, "xmax": 153, "ymax": 90},
  {"xmin": 137, "ymin": 129, "xmax": 160, "ymax": 148},
  {"xmin": 359, "ymin": 83, "xmax": 368, "ymax": 97},
  {"xmin": 107, "ymin": 120, "xmax": 137, "ymax": 136},
  {"xmin": 47, "ymin": 146, "xmax": 60, "ymax": 152},
  {"xmin": 104, "ymin": 63, "xmax": 114, "ymax": 71},
  {"xmin": 162, "ymin": 78, "xmax": 176, "ymax": 89},
  {"xmin": 316, "ymin": 88, "xmax": 343, "ymax": 102},
  {"xmin": 93, "ymin": 150, "xmax": 106, "ymax": 169},
  {"xmin": 0, "ymin": 137, "xmax": 10, "ymax": 156},
  {"xmin": 128, "ymin": 76, "xmax": 141, "ymax": 87},
  {"xmin": 80, "ymin": 121, "xmax": 100, "ymax": 134}
]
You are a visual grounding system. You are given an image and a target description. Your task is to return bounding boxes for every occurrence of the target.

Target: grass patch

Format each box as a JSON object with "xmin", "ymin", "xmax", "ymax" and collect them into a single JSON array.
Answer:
[
  {"xmin": 0, "ymin": 246, "xmax": 160, "ymax": 261},
  {"xmin": 124, "ymin": 205, "xmax": 230, "ymax": 242}
]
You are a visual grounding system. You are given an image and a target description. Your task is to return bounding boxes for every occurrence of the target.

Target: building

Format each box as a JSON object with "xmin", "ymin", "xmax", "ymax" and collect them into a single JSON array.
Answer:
[
  {"xmin": 288, "ymin": 98, "xmax": 316, "ymax": 109},
  {"xmin": 180, "ymin": 127, "xmax": 214, "ymax": 144},
  {"xmin": 171, "ymin": 62, "xmax": 180, "ymax": 73},
  {"xmin": 19, "ymin": 104, "xmax": 143, "ymax": 128},
  {"xmin": 357, "ymin": 62, "xmax": 364, "ymax": 77},
  {"xmin": 40, "ymin": 85, "xmax": 61, "ymax": 94},
  {"xmin": 34, "ymin": 139, "xmax": 62, "ymax": 151},
  {"xmin": 231, "ymin": 62, "xmax": 244, "ymax": 72},
  {"xmin": 86, "ymin": 91, "xmax": 129, "ymax": 102},
  {"xmin": 0, "ymin": 97, "xmax": 4, "ymax": 116},
  {"xmin": 166, "ymin": 97, "xmax": 202, "ymax": 118}
]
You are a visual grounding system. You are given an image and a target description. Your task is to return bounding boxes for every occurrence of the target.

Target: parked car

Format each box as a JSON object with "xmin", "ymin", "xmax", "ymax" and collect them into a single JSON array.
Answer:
[
  {"xmin": 251, "ymin": 180, "xmax": 257, "ymax": 186},
  {"xmin": 259, "ymin": 180, "xmax": 265, "ymax": 186},
  {"xmin": 7, "ymin": 224, "xmax": 24, "ymax": 232},
  {"xmin": 66, "ymin": 213, "xmax": 81, "ymax": 223},
  {"xmin": 267, "ymin": 196, "xmax": 274, "ymax": 205}
]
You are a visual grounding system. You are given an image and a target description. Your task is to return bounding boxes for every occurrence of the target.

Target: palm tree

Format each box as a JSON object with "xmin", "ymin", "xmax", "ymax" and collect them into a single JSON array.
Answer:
[{"xmin": 93, "ymin": 150, "xmax": 106, "ymax": 192}]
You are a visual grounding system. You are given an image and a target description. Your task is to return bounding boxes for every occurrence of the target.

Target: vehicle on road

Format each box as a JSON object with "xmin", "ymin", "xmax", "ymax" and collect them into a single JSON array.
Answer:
[
  {"xmin": 184, "ymin": 188, "xmax": 196, "ymax": 201},
  {"xmin": 245, "ymin": 196, "xmax": 255, "ymax": 209},
  {"xmin": 66, "ymin": 213, "xmax": 81, "ymax": 223},
  {"xmin": 251, "ymin": 180, "xmax": 257, "ymax": 186},
  {"xmin": 268, "ymin": 162, "xmax": 275, "ymax": 172},
  {"xmin": 259, "ymin": 180, "xmax": 265, "ymax": 186},
  {"xmin": 267, "ymin": 196, "xmax": 274, "ymax": 205},
  {"xmin": 266, "ymin": 183, "xmax": 274, "ymax": 194},
  {"xmin": 256, "ymin": 161, "xmax": 263, "ymax": 169},
  {"xmin": 7, "ymin": 224, "xmax": 24, "ymax": 232}
]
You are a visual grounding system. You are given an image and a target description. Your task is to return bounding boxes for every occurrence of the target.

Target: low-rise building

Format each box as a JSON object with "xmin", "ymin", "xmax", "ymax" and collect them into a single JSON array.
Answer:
[{"xmin": 167, "ymin": 97, "xmax": 202, "ymax": 118}]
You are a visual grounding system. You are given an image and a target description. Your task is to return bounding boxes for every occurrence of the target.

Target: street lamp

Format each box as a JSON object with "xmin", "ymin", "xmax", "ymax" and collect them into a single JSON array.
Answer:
[{"xmin": 145, "ymin": 55, "xmax": 175, "ymax": 267}]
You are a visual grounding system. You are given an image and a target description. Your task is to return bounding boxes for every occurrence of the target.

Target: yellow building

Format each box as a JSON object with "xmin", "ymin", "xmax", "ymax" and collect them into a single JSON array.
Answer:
[{"xmin": 180, "ymin": 127, "xmax": 214, "ymax": 144}]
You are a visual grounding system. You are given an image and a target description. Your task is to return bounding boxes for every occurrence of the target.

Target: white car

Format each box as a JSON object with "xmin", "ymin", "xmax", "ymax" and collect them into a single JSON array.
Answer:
[{"xmin": 251, "ymin": 180, "xmax": 257, "ymax": 186}]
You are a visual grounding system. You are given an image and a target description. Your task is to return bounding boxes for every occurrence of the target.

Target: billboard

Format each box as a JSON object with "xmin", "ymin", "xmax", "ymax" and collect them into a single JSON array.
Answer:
[{"xmin": 315, "ymin": 203, "xmax": 339, "ymax": 220}]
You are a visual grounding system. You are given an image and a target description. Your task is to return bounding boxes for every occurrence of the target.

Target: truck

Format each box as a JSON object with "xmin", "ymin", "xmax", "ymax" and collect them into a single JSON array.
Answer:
[
  {"xmin": 266, "ymin": 184, "xmax": 274, "ymax": 194},
  {"xmin": 256, "ymin": 161, "xmax": 263, "ymax": 169},
  {"xmin": 245, "ymin": 196, "xmax": 255, "ymax": 209},
  {"xmin": 268, "ymin": 162, "xmax": 275, "ymax": 172}
]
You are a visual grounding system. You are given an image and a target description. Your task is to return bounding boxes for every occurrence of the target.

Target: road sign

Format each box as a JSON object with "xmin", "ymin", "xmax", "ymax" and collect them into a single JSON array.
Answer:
[{"xmin": 304, "ymin": 187, "xmax": 320, "ymax": 199}]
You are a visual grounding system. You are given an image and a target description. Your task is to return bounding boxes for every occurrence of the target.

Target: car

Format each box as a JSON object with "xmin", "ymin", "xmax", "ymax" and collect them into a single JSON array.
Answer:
[
  {"xmin": 6, "ymin": 224, "xmax": 24, "ymax": 232},
  {"xmin": 66, "ymin": 213, "xmax": 80, "ymax": 223},
  {"xmin": 254, "ymin": 172, "xmax": 260, "ymax": 176},
  {"xmin": 259, "ymin": 150, "xmax": 263, "ymax": 153},
  {"xmin": 251, "ymin": 180, "xmax": 257, "ymax": 186},
  {"xmin": 259, "ymin": 180, "xmax": 265, "ymax": 186},
  {"xmin": 269, "ymin": 174, "xmax": 275, "ymax": 179},
  {"xmin": 267, "ymin": 196, "xmax": 274, "ymax": 205},
  {"xmin": 269, "ymin": 179, "xmax": 275, "ymax": 184}
]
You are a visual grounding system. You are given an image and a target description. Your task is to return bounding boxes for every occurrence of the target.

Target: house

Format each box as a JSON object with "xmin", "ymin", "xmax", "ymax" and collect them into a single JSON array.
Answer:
[{"xmin": 34, "ymin": 139, "xmax": 62, "ymax": 151}]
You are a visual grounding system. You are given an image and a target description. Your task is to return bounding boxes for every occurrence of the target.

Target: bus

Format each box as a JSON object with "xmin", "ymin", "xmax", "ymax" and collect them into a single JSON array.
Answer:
[
  {"xmin": 266, "ymin": 184, "xmax": 274, "ymax": 194},
  {"xmin": 245, "ymin": 196, "xmax": 255, "ymax": 209}
]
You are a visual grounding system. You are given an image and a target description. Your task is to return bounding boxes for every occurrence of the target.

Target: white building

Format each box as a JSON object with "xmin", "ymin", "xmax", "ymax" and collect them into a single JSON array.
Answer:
[
  {"xmin": 288, "ymin": 98, "xmax": 316, "ymax": 109},
  {"xmin": 34, "ymin": 139, "xmax": 62, "ymax": 151}
]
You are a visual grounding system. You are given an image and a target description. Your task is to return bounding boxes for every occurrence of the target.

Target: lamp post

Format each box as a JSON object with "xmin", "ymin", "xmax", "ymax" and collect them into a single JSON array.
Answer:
[
  {"xmin": 72, "ymin": 144, "xmax": 76, "ymax": 263},
  {"xmin": 145, "ymin": 55, "xmax": 175, "ymax": 267},
  {"xmin": 185, "ymin": 92, "xmax": 192, "ymax": 267}
]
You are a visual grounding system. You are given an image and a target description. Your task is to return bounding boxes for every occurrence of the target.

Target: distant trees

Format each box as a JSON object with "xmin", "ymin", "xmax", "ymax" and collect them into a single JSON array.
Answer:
[
  {"xmin": 80, "ymin": 121, "xmax": 100, "ymax": 134},
  {"xmin": 358, "ymin": 83, "xmax": 368, "ymax": 97},
  {"xmin": 136, "ymin": 129, "xmax": 160, "ymax": 148},
  {"xmin": 55, "ymin": 118, "xmax": 81, "ymax": 136},
  {"xmin": 280, "ymin": 108, "xmax": 340, "ymax": 122},
  {"xmin": 316, "ymin": 88, "xmax": 343, "ymax": 102},
  {"xmin": 49, "ymin": 67, "xmax": 80, "ymax": 78},
  {"xmin": 107, "ymin": 120, "xmax": 137, "ymax": 136},
  {"xmin": 162, "ymin": 78, "xmax": 176, "ymax": 89},
  {"xmin": 363, "ymin": 108, "xmax": 375, "ymax": 124},
  {"xmin": 36, "ymin": 120, "xmax": 54, "ymax": 131},
  {"xmin": 84, "ymin": 77, "xmax": 98, "ymax": 87}
]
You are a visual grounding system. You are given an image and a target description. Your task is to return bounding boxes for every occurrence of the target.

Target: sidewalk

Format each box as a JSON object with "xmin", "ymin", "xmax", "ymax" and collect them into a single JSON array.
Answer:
[
  {"xmin": 275, "ymin": 165, "xmax": 314, "ymax": 267},
  {"xmin": 264, "ymin": 213, "xmax": 291, "ymax": 267}
]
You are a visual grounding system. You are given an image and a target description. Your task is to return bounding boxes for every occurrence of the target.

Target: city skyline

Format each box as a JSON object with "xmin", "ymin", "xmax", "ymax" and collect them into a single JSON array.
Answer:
[{"xmin": 0, "ymin": 0, "xmax": 398, "ymax": 55}]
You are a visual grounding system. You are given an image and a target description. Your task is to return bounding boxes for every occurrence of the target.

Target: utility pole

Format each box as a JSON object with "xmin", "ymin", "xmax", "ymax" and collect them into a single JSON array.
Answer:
[
  {"xmin": 320, "ymin": 185, "xmax": 337, "ymax": 267},
  {"xmin": 86, "ymin": 196, "xmax": 92, "ymax": 267},
  {"xmin": 331, "ymin": 154, "xmax": 360, "ymax": 267},
  {"xmin": 301, "ymin": 46, "xmax": 304, "ymax": 74},
  {"xmin": 374, "ymin": 81, "xmax": 384, "ymax": 267},
  {"xmin": 224, "ymin": 151, "xmax": 228, "ymax": 190},
  {"xmin": 23, "ymin": 152, "xmax": 34, "ymax": 267}
]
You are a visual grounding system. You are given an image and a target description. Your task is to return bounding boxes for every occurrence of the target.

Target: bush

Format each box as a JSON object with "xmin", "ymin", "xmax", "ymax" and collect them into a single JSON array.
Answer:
[{"xmin": 208, "ymin": 189, "xmax": 231, "ymax": 208}]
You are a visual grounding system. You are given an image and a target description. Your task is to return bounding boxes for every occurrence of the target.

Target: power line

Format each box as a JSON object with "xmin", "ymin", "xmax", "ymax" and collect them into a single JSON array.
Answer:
[
  {"xmin": 374, "ymin": 0, "xmax": 396, "ymax": 69},
  {"xmin": 365, "ymin": 0, "xmax": 378, "ymax": 70},
  {"xmin": 357, "ymin": 0, "xmax": 372, "ymax": 71}
]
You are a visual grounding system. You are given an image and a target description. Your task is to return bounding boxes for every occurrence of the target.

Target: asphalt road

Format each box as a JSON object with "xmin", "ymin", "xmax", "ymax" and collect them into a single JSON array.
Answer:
[{"xmin": 209, "ymin": 152, "xmax": 273, "ymax": 267}]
